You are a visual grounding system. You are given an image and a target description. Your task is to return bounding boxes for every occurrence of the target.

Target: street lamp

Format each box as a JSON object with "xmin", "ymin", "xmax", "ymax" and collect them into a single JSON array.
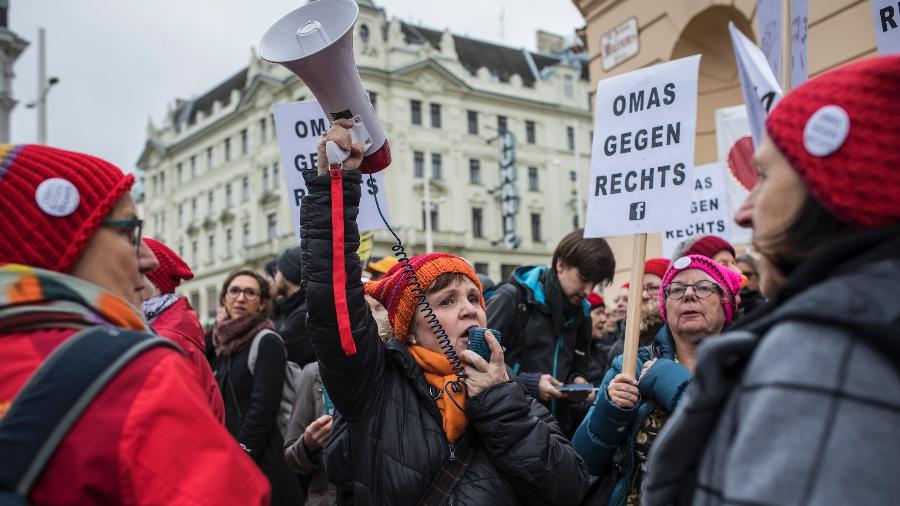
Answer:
[{"xmin": 25, "ymin": 28, "xmax": 59, "ymax": 145}]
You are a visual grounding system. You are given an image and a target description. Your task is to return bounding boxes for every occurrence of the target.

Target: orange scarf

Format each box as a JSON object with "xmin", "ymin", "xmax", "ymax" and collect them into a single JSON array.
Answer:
[{"xmin": 407, "ymin": 344, "xmax": 468, "ymax": 442}]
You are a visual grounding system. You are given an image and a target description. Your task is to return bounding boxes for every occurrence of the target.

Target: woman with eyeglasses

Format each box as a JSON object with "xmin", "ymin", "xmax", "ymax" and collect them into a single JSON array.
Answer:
[
  {"xmin": 0, "ymin": 145, "xmax": 269, "ymax": 504},
  {"xmin": 214, "ymin": 269, "xmax": 304, "ymax": 506},
  {"xmin": 572, "ymin": 255, "xmax": 741, "ymax": 506}
]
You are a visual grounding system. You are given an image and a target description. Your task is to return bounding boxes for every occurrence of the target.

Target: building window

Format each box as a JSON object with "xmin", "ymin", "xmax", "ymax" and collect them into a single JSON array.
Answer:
[
  {"xmin": 242, "ymin": 222, "xmax": 251, "ymax": 248},
  {"xmin": 528, "ymin": 166, "xmax": 539, "ymax": 191},
  {"xmin": 207, "ymin": 190, "xmax": 214, "ymax": 216},
  {"xmin": 469, "ymin": 159, "xmax": 481, "ymax": 184},
  {"xmin": 177, "ymin": 203, "xmax": 184, "ymax": 227},
  {"xmin": 569, "ymin": 170, "xmax": 577, "ymax": 182},
  {"xmin": 189, "ymin": 291, "xmax": 200, "ymax": 314},
  {"xmin": 205, "ymin": 286, "xmax": 217, "ymax": 321},
  {"xmin": 410, "ymin": 100, "xmax": 422, "ymax": 125},
  {"xmin": 191, "ymin": 241, "xmax": 198, "ymax": 266},
  {"xmin": 413, "ymin": 151, "xmax": 424, "ymax": 178},
  {"xmin": 525, "ymin": 120, "xmax": 536, "ymax": 144},
  {"xmin": 190, "ymin": 156, "xmax": 197, "ymax": 178},
  {"xmin": 531, "ymin": 213, "xmax": 542, "ymax": 242},
  {"xmin": 240, "ymin": 129, "xmax": 248, "ymax": 154},
  {"xmin": 272, "ymin": 162, "xmax": 280, "ymax": 186},
  {"xmin": 160, "ymin": 172, "xmax": 166, "ymax": 192},
  {"xmin": 207, "ymin": 235, "xmax": 215, "ymax": 263},
  {"xmin": 176, "ymin": 163, "xmax": 183, "ymax": 184},
  {"xmin": 471, "ymin": 208, "xmax": 483, "ymax": 238},
  {"xmin": 467, "ymin": 110, "xmax": 478, "ymax": 135},
  {"xmin": 267, "ymin": 213, "xmax": 277, "ymax": 240},
  {"xmin": 242, "ymin": 176, "xmax": 250, "ymax": 202},
  {"xmin": 225, "ymin": 183, "xmax": 233, "ymax": 208},
  {"xmin": 260, "ymin": 118, "xmax": 267, "ymax": 144},
  {"xmin": 566, "ymin": 126, "xmax": 575, "ymax": 151},
  {"xmin": 263, "ymin": 166, "xmax": 270, "ymax": 191},
  {"xmin": 421, "ymin": 204, "xmax": 438, "ymax": 231},
  {"xmin": 191, "ymin": 198, "xmax": 197, "ymax": 221},
  {"xmin": 431, "ymin": 153, "xmax": 442, "ymax": 180},
  {"xmin": 359, "ymin": 24, "xmax": 370, "ymax": 44},
  {"xmin": 474, "ymin": 262, "xmax": 489, "ymax": 275},
  {"xmin": 225, "ymin": 228, "xmax": 233, "ymax": 258},
  {"xmin": 498, "ymin": 115, "xmax": 507, "ymax": 134},
  {"xmin": 501, "ymin": 263, "xmax": 518, "ymax": 281},
  {"xmin": 160, "ymin": 211, "xmax": 166, "ymax": 234},
  {"xmin": 368, "ymin": 91, "xmax": 377, "ymax": 112},
  {"xmin": 206, "ymin": 147, "xmax": 213, "ymax": 170},
  {"xmin": 430, "ymin": 103, "xmax": 441, "ymax": 128},
  {"xmin": 178, "ymin": 244, "xmax": 184, "ymax": 259},
  {"xmin": 224, "ymin": 138, "xmax": 231, "ymax": 162},
  {"xmin": 564, "ymin": 75, "xmax": 574, "ymax": 97}
]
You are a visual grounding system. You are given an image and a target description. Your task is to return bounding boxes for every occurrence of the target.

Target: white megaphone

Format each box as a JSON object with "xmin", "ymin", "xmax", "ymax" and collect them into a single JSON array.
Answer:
[{"xmin": 259, "ymin": 0, "xmax": 391, "ymax": 174}]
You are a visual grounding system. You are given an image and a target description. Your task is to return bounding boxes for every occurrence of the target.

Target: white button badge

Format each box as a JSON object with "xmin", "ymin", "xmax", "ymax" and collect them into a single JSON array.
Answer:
[
  {"xmin": 803, "ymin": 105, "xmax": 850, "ymax": 157},
  {"xmin": 35, "ymin": 178, "xmax": 80, "ymax": 217}
]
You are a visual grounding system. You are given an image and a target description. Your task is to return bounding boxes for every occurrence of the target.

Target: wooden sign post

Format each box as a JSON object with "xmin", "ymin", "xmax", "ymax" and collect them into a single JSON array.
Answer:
[{"xmin": 621, "ymin": 233, "xmax": 647, "ymax": 378}]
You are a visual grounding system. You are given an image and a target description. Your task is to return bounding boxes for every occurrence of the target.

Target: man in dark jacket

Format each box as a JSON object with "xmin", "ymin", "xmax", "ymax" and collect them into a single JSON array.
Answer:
[
  {"xmin": 487, "ymin": 229, "xmax": 615, "ymax": 435},
  {"xmin": 274, "ymin": 247, "xmax": 315, "ymax": 367}
]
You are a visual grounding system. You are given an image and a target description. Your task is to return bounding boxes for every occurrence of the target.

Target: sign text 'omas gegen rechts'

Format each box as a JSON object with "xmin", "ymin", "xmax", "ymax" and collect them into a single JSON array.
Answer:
[{"xmin": 585, "ymin": 55, "xmax": 701, "ymax": 238}]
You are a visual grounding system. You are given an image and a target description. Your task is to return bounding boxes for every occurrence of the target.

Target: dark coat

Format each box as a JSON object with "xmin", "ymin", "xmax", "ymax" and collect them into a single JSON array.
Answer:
[
  {"xmin": 300, "ymin": 168, "xmax": 590, "ymax": 506},
  {"xmin": 217, "ymin": 330, "xmax": 303, "ymax": 506},
  {"xmin": 644, "ymin": 226, "xmax": 900, "ymax": 505},
  {"xmin": 486, "ymin": 266, "xmax": 592, "ymax": 435},
  {"xmin": 572, "ymin": 325, "xmax": 691, "ymax": 506},
  {"xmin": 278, "ymin": 289, "xmax": 315, "ymax": 367}
]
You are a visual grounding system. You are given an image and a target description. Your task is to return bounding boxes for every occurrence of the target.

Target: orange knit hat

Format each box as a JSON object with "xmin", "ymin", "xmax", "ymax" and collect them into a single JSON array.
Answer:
[{"xmin": 364, "ymin": 253, "xmax": 483, "ymax": 339}]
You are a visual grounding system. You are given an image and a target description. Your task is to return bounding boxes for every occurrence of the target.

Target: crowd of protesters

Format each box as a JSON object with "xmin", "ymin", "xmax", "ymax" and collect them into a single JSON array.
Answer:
[{"xmin": 0, "ymin": 54, "xmax": 898, "ymax": 506}]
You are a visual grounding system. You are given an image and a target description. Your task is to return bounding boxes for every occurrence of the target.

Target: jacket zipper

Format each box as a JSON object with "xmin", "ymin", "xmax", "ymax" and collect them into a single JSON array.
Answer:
[{"xmin": 551, "ymin": 335, "xmax": 563, "ymax": 415}]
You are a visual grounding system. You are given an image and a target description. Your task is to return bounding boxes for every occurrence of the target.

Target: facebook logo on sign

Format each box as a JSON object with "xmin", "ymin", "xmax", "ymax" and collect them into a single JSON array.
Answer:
[{"xmin": 629, "ymin": 202, "xmax": 646, "ymax": 221}]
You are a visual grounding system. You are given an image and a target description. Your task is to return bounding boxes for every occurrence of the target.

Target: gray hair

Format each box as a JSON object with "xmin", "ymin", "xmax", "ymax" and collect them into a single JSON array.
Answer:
[{"xmin": 735, "ymin": 254, "xmax": 759, "ymax": 274}]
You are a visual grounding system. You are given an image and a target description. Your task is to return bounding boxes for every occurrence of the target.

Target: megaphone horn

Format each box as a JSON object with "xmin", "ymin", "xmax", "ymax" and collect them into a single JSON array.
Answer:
[{"xmin": 259, "ymin": 0, "xmax": 391, "ymax": 174}]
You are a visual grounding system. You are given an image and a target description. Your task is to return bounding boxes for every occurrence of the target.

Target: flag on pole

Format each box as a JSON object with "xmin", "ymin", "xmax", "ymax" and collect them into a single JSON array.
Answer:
[{"xmin": 728, "ymin": 22, "xmax": 784, "ymax": 148}]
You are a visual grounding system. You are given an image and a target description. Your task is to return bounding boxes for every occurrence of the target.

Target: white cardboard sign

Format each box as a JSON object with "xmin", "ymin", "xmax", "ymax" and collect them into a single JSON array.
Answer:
[
  {"xmin": 273, "ymin": 100, "xmax": 389, "ymax": 243},
  {"xmin": 584, "ymin": 55, "xmax": 701, "ymax": 238},
  {"xmin": 872, "ymin": 0, "xmax": 900, "ymax": 54},
  {"xmin": 661, "ymin": 162, "xmax": 734, "ymax": 257}
]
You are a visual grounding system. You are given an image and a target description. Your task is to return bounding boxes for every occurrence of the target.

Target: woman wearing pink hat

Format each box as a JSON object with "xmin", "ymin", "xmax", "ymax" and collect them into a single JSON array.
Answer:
[
  {"xmin": 572, "ymin": 255, "xmax": 741, "ymax": 506},
  {"xmin": 645, "ymin": 55, "xmax": 900, "ymax": 504}
]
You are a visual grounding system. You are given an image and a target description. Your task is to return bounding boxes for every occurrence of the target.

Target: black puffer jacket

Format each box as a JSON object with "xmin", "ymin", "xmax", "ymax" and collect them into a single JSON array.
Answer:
[{"xmin": 300, "ymin": 168, "xmax": 589, "ymax": 505}]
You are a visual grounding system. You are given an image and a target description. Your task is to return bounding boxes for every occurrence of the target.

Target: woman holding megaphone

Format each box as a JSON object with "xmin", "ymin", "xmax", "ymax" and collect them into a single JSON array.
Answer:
[{"xmin": 298, "ymin": 119, "xmax": 589, "ymax": 505}]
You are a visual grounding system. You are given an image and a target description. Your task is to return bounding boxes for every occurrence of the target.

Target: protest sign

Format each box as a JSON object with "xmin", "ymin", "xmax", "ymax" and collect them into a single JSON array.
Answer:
[
  {"xmin": 273, "ymin": 100, "xmax": 389, "ymax": 242},
  {"xmin": 791, "ymin": 0, "xmax": 809, "ymax": 87},
  {"xmin": 584, "ymin": 55, "xmax": 701, "ymax": 239},
  {"xmin": 757, "ymin": 0, "xmax": 783, "ymax": 83},
  {"xmin": 872, "ymin": 0, "xmax": 900, "ymax": 54},
  {"xmin": 757, "ymin": 0, "xmax": 808, "ymax": 88},
  {"xmin": 661, "ymin": 162, "xmax": 734, "ymax": 257},
  {"xmin": 729, "ymin": 22, "xmax": 783, "ymax": 147}
]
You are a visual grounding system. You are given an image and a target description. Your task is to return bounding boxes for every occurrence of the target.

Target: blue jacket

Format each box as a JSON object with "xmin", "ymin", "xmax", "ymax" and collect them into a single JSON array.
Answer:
[{"xmin": 571, "ymin": 325, "xmax": 691, "ymax": 506}]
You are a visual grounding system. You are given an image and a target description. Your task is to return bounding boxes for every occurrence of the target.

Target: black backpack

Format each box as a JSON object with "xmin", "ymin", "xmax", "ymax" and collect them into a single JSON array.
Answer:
[{"xmin": 0, "ymin": 327, "xmax": 177, "ymax": 505}]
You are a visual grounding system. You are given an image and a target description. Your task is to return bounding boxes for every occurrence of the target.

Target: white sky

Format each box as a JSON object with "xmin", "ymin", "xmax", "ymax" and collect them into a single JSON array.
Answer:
[{"xmin": 10, "ymin": 0, "xmax": 586, "ymax": 172}]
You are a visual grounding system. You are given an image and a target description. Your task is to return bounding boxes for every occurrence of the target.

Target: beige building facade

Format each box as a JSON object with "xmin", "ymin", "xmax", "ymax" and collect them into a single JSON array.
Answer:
[
  {"xmin": 138, "ymin": 1, "xmax": 595, "ymax": 322},
  {"xmin": 572, "ymin": 0, "xmax": 878, "ymax": 290}
]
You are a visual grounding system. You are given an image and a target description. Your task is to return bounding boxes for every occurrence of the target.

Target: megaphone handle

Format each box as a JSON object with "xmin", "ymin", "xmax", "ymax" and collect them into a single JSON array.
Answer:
[{"xmin": 325, "ymin": 140, "xmax": 350, "ymax": 166}]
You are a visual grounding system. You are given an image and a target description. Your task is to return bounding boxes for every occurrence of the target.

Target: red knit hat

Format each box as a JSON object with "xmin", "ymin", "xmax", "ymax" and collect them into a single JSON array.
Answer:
[
  {"xmin": 586, "ymin": 293, "xmax": 605, "ymax": 310},
  {"xmin": 0, "ymin": 144, "xmax": 135, "ymax": 272},
  {"xmin": 766, "ymin": 55, "xmax": 900, "ymax": 228},
  {"xmin": 644, "ymin": 258, "xmax": 670, "ymax": 279},
  {"xmin": 144, "ymin": 238, "xmax": 194, "ymax": 294},
  {"xmin": 364, "ymin": 253, "xmax": 483, "ymax": 340},
  {"xmin": 682, "ymin": 236, "xmax": 735, "ymax": 260}
]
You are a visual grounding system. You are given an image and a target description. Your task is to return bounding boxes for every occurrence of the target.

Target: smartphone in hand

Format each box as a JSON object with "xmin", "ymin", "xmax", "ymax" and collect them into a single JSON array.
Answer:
[{"xmin": 467, "ymin": 328, "xmax": 502, "ymax": 362}]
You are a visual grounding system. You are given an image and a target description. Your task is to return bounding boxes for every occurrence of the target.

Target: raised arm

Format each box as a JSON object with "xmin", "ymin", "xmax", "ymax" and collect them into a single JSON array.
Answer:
[{"xmin": 300, "ymin": 121, "xmax": 386, "ymax": 422}]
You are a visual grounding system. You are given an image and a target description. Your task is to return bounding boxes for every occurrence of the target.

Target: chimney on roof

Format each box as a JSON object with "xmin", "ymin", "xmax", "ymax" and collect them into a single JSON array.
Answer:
[{"xmin": 536, "ymin": 30, "xmax": 565, "ymax": 54}]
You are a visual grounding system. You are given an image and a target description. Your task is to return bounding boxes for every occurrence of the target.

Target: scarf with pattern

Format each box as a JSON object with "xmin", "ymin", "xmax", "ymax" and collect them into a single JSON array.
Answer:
[{"xmin": 0, "ymin": 263, "xmax": 148, "ymax": 333}]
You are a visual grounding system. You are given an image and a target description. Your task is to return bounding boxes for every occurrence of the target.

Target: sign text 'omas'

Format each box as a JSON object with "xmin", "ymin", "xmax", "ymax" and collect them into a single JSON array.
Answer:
[
  {"xmin": 273, "ymin": 100, "xmax": 389, "ymax": 242},
  {"xmin": 585, "ymin": 55, "xmax": 701, "ymax": 238}
]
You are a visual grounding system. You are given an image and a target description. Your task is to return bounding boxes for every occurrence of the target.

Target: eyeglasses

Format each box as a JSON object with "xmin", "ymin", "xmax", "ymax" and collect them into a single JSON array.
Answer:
[
  {"xmin": 664, "ymin": 280, "xmax": 721, "ymax": 301},
  {"xmin": 100, "ymin": 219, "xmax": 143, "ymax": 255},
  {"xmin": 226, "ymin": 286, "xmax": 260, "ymax": 300}
]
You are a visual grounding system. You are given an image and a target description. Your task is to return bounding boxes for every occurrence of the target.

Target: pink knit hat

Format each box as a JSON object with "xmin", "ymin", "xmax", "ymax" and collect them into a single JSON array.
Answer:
[{"xmin": 658, "ymin": 255, "xmax": 743, "ymax": 326}]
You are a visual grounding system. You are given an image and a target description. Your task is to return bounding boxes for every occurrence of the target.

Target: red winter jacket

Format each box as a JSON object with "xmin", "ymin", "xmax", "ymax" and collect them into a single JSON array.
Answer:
[
  {"xmin": 0, "ymin": 327, "xmax": 271, "ymax": 505},
  {"xmin": 150, "ymin": 296, "xmax": 225, "ymax": 424}
]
